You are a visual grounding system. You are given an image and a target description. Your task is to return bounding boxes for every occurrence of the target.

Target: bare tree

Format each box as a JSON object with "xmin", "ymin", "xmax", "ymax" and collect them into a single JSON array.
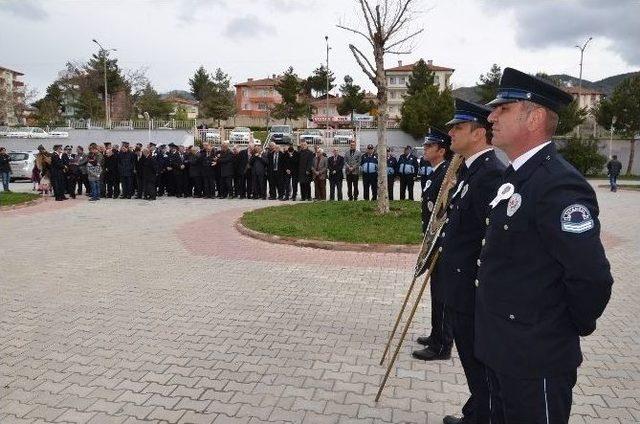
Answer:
[{"xmin": 338, "ymin": 0, "xmax": 423, "ymax": 213}]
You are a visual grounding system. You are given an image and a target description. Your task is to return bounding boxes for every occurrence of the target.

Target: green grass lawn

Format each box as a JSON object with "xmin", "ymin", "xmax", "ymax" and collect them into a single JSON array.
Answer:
[
  {"xmin": 241, "ymin": 200, "xmax": 423, "ymax": 245},
  {"xmin": 0, "ymin": 192, "xmax": 41, "ymax": 207}
]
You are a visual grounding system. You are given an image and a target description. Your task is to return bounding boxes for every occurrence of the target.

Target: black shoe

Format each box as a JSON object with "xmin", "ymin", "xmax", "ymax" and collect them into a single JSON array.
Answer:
[
  {"xmin": 412, "ymin": 347, "xmax": 451, "ymax": 361},
  {"xmin": 417, "ymin": 336, "xmax": 432, "ymax": 346},
  {"xmin": 443, "ymin": 415, "xmax": 464, "ymax": 424}
]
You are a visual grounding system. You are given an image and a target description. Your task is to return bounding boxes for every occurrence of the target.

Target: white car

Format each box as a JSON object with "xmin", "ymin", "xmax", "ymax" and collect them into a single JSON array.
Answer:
[
  {"xmin": 48, "ymin": 128, "xmax": 69, "ymax": 138},
  {"xmin": 6, "ymin": 127, "xmax": 49, "ymax": 138},
  {"xmin": 9, "ymin": 151, "xmax": 37, "ymax": 181},
  {"xmin": 333, "ymin": 129, "xmax": 355, "ymax": 144},
  {"xmin": 229, "ymin": 127, "xmax": 252, "ymax": 143},
  {"xmin": 204, "ymin": 129, "xmax": 221, "ymax": 141},
  {"xmin": 299, "ymin": 129, "xmax": 323, "ymax": 145}
]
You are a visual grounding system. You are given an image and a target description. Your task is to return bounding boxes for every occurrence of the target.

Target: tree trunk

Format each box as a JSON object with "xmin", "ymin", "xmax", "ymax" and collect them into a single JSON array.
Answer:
[
  {"xmin": 627, "ymin": 138, "xmax": 635, "ymax": 175},
  {"xmin": 374, "ymin": 46, "xmax": 389, "ymax": 214}
]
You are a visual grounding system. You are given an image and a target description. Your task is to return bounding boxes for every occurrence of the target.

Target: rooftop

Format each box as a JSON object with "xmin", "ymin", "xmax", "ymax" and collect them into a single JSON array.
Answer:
[
  {"xmin": 0, "ymin": 65, "xmax": 24, "ymax": 76},
  {"xmin": 385, "ymin": 60, "xmax": 454, "ymax": 73}
]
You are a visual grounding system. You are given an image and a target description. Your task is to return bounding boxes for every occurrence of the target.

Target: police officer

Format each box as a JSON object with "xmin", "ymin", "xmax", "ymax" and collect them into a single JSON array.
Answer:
[
  {"xmin": 360, "ymin": 144, "xmax": 378, "ymax": 200},
  {"xmin": 397, "ymin": 145, "xmax": 418, "ymax": 200},
  {"xmin": 419, "ymin": 128, "xmax": 452, "ymax": 233},
  {"xmin": 417, "ymin": 150, "xmax": 432, "ymax": 191},
  {"xmin": 414, "ymin": 100, "xmax": 505, "ymax": 424},
  {"xmin": 386, "ymin": 147, "xmax": 398, "ymax": 201},
  {"xmin": 477, "ymin": 68, "xmax": 613, "ymax": 423}
]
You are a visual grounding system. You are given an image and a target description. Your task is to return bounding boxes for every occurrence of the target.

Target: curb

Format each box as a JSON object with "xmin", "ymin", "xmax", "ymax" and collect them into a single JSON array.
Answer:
[
  {"xmin": 234, "ymin": 218, "xmax": 419, "ymax": 254},
  {"xmin": 0, "ymin": 195, "xmax": 46, "ymax": 211}
]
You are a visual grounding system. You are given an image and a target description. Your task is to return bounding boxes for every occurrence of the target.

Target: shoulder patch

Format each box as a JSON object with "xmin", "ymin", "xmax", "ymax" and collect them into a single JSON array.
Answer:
[{"xmin": 561, "ymin": 204, "xmax": 594, "ymax": 233}]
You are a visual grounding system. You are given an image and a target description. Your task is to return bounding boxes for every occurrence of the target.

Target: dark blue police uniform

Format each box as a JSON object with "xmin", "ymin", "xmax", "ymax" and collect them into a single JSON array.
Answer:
[
  {"xmin": 477, "ymin": 68, "xmax": 613, "ymax": 423},
  {"xmin": 418, "ymin": 156, "xmax": 432, "ymax": 191},
  {"xmin": 397, "ymin": 149, "xmax": 418, "ymax": 200},
  {"xmin": 387, "ymin": 153, "xmax": 398, "ymax": 200},
  {"xmin": 360, "ymin": 150, "xmax": 378, "ymax": 201}
]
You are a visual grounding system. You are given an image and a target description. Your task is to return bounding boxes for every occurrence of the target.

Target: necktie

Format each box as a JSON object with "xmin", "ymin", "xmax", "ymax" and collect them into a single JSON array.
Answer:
[{"xmin": 503, "ymin": 164, "xmax": 515, "ymax": 181}]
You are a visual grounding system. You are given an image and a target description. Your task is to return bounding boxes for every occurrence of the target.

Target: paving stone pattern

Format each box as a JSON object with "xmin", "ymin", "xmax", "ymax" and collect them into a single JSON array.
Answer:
[{"xmin": 0, "ymin": 183, "xmax": 638, "ymax": 423}]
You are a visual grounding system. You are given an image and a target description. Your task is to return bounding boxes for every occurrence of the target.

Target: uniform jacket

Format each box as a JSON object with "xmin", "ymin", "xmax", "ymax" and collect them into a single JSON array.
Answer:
[
  {"xmin": 360, "ymin": 153, "xmax": 378, "ymax": 174},
  {"xmin": 312, "ymin": 155, "xmax": 328, "ymax": 180},
  {"xmin": 328, "ymin": 154, "xmax": 345, "ymax": 180},
  {"xmin": 397, "ymin": 153, "xmax": 418, "ymax": 177},
  {"xmin": 475, "ymin": 143, "xmax": 613, "ymax": 378},
  {"xmin": 118, "ymin": 151, "xmax": 136, "ymax": 177},
  {"xmin": 344, "ymin": 149, "xmax": 362, "ymax": 175},
  {"xmin": 431, "ymin": 150, "xmax": 504, "ymax": 313},
  {"xmin": 421, "ymin": 160, "xmax": 449, "ymax": 232},
  {"xmin": 418, "ymin": 157, "xmax": 432, "ymax": 179},
  {"xmin": 297, "ymin": 149, "xmax": 315, "ymax": 183},
  {"xmin": 387, "ymin": 156, "xmax": 398, "ymax": 176}
]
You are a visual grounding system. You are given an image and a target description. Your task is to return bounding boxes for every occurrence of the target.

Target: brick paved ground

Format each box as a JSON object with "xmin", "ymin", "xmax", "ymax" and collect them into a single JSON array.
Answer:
[{"xmin": 1, "ymin": 182, "xmax": 638, "ymax": 423}]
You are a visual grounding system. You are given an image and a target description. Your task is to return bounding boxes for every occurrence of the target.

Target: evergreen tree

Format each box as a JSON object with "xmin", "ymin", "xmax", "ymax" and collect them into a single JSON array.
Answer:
[
  {"xmin": 272, "ymin": 67, "xmax": 308, "ymax": 123},
  {"xmin": 202, "ymin": 68, "xmax": 235, "ymax": 125},
  {"xmin": 336, "ymin": 75, "xmax": 373, "ymax": 124},
  {"xmin": 189, "ymin": 66, "xmax": 213, "ymax": 102},
  {"xmin": 305, "ymin": 64, "xmax": 336, "ymax": 97},
  {"xmin": 596, "ymin": 75, "xmax": 640, "ymax": 175},
  {"xmin": 33, "ymin": 83, "xmax": 64, "ymax": 124},
  {"xmin": 405, "ymin": 59, "xmax": 435, "ymax": 96},
  {"xmin": 136, "ymin": 83, "xmax": 172, "ymax": 119},
  {"xmin": 475, "ymin": 64, "xmax": 502, "ymax": 103}
]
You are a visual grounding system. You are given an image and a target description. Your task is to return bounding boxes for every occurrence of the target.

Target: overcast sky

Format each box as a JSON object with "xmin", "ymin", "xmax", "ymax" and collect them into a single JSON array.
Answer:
[{"xmin": 1, "ymin": 0, "xmax": 639, "ymax": 98}]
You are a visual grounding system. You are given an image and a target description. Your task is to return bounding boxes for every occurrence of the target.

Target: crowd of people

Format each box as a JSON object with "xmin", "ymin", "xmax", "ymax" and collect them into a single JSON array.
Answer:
[{"xmin": 24, "ymin": 139, "xmax": 439, "ymax": 203}]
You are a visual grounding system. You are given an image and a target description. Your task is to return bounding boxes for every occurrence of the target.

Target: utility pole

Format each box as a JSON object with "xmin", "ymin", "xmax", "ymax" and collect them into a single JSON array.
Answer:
[
  {"xmin": 92, "ymin": 39, "xmax": 117, "ymax": 129},
  {"xmin": 575, "ymin": 36, "xmax": 592, "ymax": 138},
  {"xmin": 325, "ymin": 35, "xmax": 330, "ymax": 137}
]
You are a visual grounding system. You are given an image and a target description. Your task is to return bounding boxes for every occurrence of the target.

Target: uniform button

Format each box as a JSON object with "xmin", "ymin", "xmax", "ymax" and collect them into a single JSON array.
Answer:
[
  {"xmin": 503, "ymin": 224, "xmax": 509, "ymax": 230},
  {"xmin": 481, "ymin": 238, "xmax": 486, "ymax": 246},
  {"xmin": 456, "ymin": 268, "xmax": 461, "ymax": 273},
  {"xmin": 509, "ymin": 314, "xmax": 515, "ymax": 320},
  {"xmin": 477, "ymin": 259, "xmax": 481, "ymax": 266},
  {"xmin": 438, "ymin": 247, "xmax": 443, "ymax": 252},
  {"xmin": 445, "ymin": 218, "xmax": 449, "ymax": 223},
  {"xmin": 474, "ymin": 279, "xmax": 479, "ymax": 287},
  {"xmin": 441, "ymin": 232, "xmax": 445, "ymax": 238},
  {"xmin": 485, "ymin": 218, "xmax": 490, "ymax": 225}
]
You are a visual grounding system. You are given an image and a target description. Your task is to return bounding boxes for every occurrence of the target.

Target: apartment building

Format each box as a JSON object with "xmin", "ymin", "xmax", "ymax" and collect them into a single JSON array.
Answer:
[
  {"xmin": 234, "ymin": 76, "xmax": 282, "ymax": 117},
  {"xmin": 0, "ymin": 65, "xmax": 26, "ymax": 125}
]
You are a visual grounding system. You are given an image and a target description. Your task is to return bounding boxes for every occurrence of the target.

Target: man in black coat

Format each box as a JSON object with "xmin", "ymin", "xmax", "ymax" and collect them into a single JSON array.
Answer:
[
  {"xmin": 186, "ymin": 146, "xmax": 203, "ymax": 197},
  {"xmin": 167, "ymin": 144, "xmax": 187, "ymax": 197},
  {"xmin": 141, "ymin": 148, "xmax": 159, "ymax": 200},
  {"xmin": 50, "ymin": 144, "xmax": 67, "ymax": 201},
  {"xmin": 386, "ymin": 148, "xmax": 398, "ymax": 201},
  {"xmin": 200, "ymin": 143, "xmax": 216, "ymax": 198},
  {"xmin": 327, "ymin": 147, "xmax": 344, "ymax": 201},
  {"xmin": 397, "ymin": 145, "xmax": 418, "ymax": 200},
  {"xmin": 606, "ymin": 155, "xmax": 622, "ymax": 192},
  {"xmin": 250, "ymin": 145, "xmax": 267, "ymax": 199},
  {"xmin": 134, "ymin": 147, "xmax": 144, "ymax": 199},
  {"xmin": 474, "ymin": 68, "xmax": 612, "ymax": 423},
  {"xmin": 413, "ymin": 103, "xmax": 505, "ymax": 424},
  {"xmin": 283, "ymin": 144, "xmax": 299, "ymax": 200},
  {"xmin": 234, "ymin": 143, "xmax": 250, "ymax": 198},
  {"xmin": 216, "ymin": 142, "xmax": 235, "ymax": 198},
  {"xmin": 118, "ymin": 142, "xmax": 136, "ymax": 199},
  {"xmin": 297, "ymin": 141, "xmax": 314, "ymax": 201},
  {"xmin": 62, "ymin": 145, "xmax": 77, "ymax": 199},
  {"xmin": 266, "ymin": 143, "xmax": 285, "ymax": 200}
]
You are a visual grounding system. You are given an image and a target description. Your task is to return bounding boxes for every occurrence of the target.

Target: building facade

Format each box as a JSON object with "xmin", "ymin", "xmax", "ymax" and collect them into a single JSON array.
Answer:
[
  {"xmin": 0, "ymin": 66, "xmax": 26, "ymax": 125},
  {"xmin": 385, "ymin": 60, "xmax": 454, "ymax": 119},
  {"xmin": 165, "ymin": 96, "xmax": 199, "ymax": 119},
  {"xmin": 234, "ymin": 76, "xmax": 282, "ymax": 118}
]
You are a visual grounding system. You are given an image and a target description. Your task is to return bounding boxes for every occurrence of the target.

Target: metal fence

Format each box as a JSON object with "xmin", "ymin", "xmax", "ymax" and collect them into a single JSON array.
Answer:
[{"xmin": 56, "ymin": 119, "xmax": 197, "ymax": 131}]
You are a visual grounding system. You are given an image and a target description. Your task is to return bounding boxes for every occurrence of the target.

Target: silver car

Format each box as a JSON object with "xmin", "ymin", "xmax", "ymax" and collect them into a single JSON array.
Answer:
[{"xmin": 9, "ymin": 151, "xmax": 37, "ymax": 181}]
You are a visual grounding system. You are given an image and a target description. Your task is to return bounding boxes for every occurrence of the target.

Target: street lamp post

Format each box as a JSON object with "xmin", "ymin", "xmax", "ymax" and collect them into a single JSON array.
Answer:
[
  {"xmin": 92, "ymin": 39, "xmax": 117, "ymax": 129},
  {"xmin": 575, "ymin": 36, "xmax": 592, "ymax": 138},
  {"xmin": 609, "ymin": 116, "xmax": 617, "ymax": 159},
  {"xmin": 325, "ymin": 35, "xmax": 330, "ymax": 137}
]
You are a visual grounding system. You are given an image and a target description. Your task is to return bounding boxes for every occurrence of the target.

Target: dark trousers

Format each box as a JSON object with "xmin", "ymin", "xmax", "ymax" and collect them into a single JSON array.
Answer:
[
  {"xmin": 157, "ymin": 172, "xmax": 167, "ymax": 196},
  {"xmin": 427, "ymin": 296, "xmax": 454, "ymax": 355},
  {"xmin": 400, "ymin": 175, "xmax": 414, "ymax": 200},
  {"xmin": 314, "ymin": 177, "xmax": 326, "ymax": 200},
  {"xmin": 105, "ymin": 174, "xmax": 119, "ymax": 198},
  {"xmin": 268, "ymin": 173, "xmax": 278, "ymax": 198},
  {"xmin": 172, "ymin": 170, "xmax": 187, "ymax": 197},
  {"xmin": 609, "ymin": 174, "xmax": 618, "ymax": 192},
  {"xmin": 191, "ymin": 176, "xmax": 203, "ymax": 197},
  {"xmin": 203, "ymin": 174, "xmax": 216, "ymax": 198},
  {"xmin": 252, "ymin": 174, "xmax": 266, "ymax": 198},
  {"xmin": 485, "ymin": 366, "xmax": 576, "ymax": 424},
  {"xmin": 221, "ymin": 176, "xmax": 233, "ymax": 197},
  {"xmin": 77, "ymin": 174, "xmax": 90, "ymax": 195},
  {"xmin": 387, "ymin": 175, "xmax": 395, "ymax": 200},
  {"xmin": 52, "ymin": 173, "xmax": 65, "ymax": 200},
  {"xmin": 284, "ymin": 174, "xmax": 292, "ymax": 199},
  {"xmin": 234, "ymin": 174, "xmax": 244, "ymax": 197},
  {"xmin": 362, "ymin": 173, "xmax": 377, "ymax": 200},
  {"xmin": 346, "ymin": 174, "xmax": 359, "ymax": 200},
  {"xmin": 136, "ymin": 174, "xmax": 144, "ymax": 198},
  {"xmin": 143, "ymin": 177, "xmax": 156, "ymax": 199},
  {"xmin": 65, "ymin": 174, "xmax": 77, "ymax": 198},
  {"xmin": 450, "ymin": 307, "xmax": 492, "ymax": 423},
  {"xmin": 244, "ymin": 171, "xmax": 253, "ymax": 198},
  {"xmin": 120, "ymin": 175, "xmax": 133, "ymax": 198},
  {"xmin": 329, "ymin": 177, "xmax": 343, "ymax": 200},
  {"xmin": 291, "ymin": 175, "xmax": 299, "ymax": 200},
  {"xmin": 300, "ymin": 181, "xmax": 312, "ymax": 200}
]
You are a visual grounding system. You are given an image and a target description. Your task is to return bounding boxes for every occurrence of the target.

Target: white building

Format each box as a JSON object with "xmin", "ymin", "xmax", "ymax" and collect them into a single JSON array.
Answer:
[
  {"xmin": 0, "ymin": 66, "xmax": 25, "ymax": 125},
  {"xmin": 385, "ymin": 60, "xmax": 454, "ymax": 119},
  {"xmin": 564, "ymin": 86, "xmax": 605, "ymax": 113}
]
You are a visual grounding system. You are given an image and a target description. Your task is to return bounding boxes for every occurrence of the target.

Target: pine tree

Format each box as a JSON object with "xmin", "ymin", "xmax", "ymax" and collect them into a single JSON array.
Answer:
[
  {"xmin": 305, "ymin": 64, "xmax": 336, "ymax": 97},
  {"xmin": 137, "ymin": 83, "xmax": 172, "ymax": 119},
  {"xmin": 202, "ymin": 68, "xmax": 235, "ymax": 125},
  {"xmin": 406, "ymin": 59, "xmax": 435, "ymax": 96},
  {"xmin": 475, "ymin": 64, "xmax": 502, "ymax": 103},
  {"xmin": 189, "ymin": 66, "xmax": 213, "ymax": 102},
  {"xmin": 400, "ymin": 85, "xmax": 454, "ymax": 138},
  {"xmin": 337, "ymin": 75, "xmax": 373, "ymax": 124},
  {"xmin": 272, "ymin": 67, "xmax": 308, "ymax": 123}
]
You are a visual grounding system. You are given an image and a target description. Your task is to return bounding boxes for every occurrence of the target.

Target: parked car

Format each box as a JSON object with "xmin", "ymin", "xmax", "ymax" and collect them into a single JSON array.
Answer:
[
  {"xmin": 48, "ymin": 128, "xmax": 69, "ymax": 138},
  {"xmin": 268, "ymin": 125, "xmax": 293, "ymax": 145},
  {"xmin": 299, "ymin": 129, "xmax": 323, "ymax": 145},
  {"xmin": 0, "ymin": 126, "xmax": 10, "ymax": 137},
  {"xmin": 229, "ymin": 127, "xmax": 252, "ymax": 143},
  {"xmin": 333, "ymin": 129, "xmax": 355, "ymax": 145},
  {"xmin": 204, "ymin": 129, "xmax": 221, "ymax": 142},
  {"xmin": 9, "ymin": 151, "xmax": 37, "ymax": 181}
]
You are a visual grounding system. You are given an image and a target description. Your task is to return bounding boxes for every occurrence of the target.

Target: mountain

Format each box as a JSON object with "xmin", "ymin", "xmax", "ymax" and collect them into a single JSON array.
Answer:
[
  {"xmin": 160, "ymin": 90, "xmax": 195, "ymax": 100},
  {"xmin": 453, "ymin": 70, "xmax": 639, "ymax": 99}
]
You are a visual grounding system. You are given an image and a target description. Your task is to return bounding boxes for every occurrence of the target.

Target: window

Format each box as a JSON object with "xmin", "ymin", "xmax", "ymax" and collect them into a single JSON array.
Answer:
[
  {"xmin": 243, "ymin": 103, "xmax": 249, "ymax": 110},
  {"xmin": 434, "ymin": 75, "xmax": 440, "ymax": 85},
  {"xmin": 258, "ymin": 103, "xmax": 268, "ymax": 110},
  {"xmin": 399, "ymin": 76, "xmax": 405, "ymax": 85},
  {"xmin": 390, "ymin": 77, "xmax": 396, "ymax": 85},
  {"xmin": 389, "ymin": 91, "xmax": 396, "ymax": 99}
]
